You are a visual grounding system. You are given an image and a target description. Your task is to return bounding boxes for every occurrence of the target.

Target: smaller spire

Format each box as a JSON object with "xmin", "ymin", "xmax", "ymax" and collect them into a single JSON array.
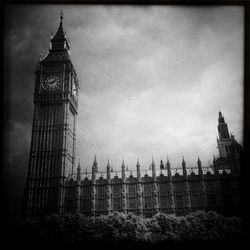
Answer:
[
  {"xmin": 93, "ymin": 155, "xmax": 97, "ymax": 166},
  {"xmin": 122, "ymin": 159, "xmax": 125, "ymax": 168},
  {"xmin": 213, "ymin": 154, "xmax": 216, "ymax": 163},
  {"xmin": 197, "ymin": 156, "xmax": 203, "ymax": 176},
  {"xmin": 160, "ymin": 160, "xmax": 164, "ymax": 170},
  {"xmin": 77, "ymin": 160, "xmax": 81, "ymax": 182},
  {"xmin": 218, "ymin": 110, "xmax": 225, "ymax": 124},
  {"xmin": 167, "ymin": 155, "xmax": 170, "ymax": 162},
  {"xmin": 107, "ymin": 160, "xmax": 111, "ymax": 182},
  {"xmin": 182, "ymin": 155, "xmax": 186, "ymax": 164},
  {"xmin": 152, "ymin": 157, "xmax": 155, "ymax": 166},
  {"xmin": 92, "ymin": 155, "xmax": 98, "ymax": 173},
  {"xmin": 136, "ymin": 158, "xmax": 141, "ymax": 180},
  {"xmin": 197, "ymin": 155, "xmax": 201, "ymax": 165},
  {"xmin": 182, "ymin": 155, "xmax": 187, "ymax": 178},
  {"xmin": 60, "ymin": 10, "xmax": 64, "ymax": 22},
  {"xmin": 166, "ymin": 156, "xmax": 170, "ymax": 169}
]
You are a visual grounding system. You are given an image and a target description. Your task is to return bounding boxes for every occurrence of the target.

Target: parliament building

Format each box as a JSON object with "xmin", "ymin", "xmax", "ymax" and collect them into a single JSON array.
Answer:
[{"xmin": 23, "ymin": 15, "xmax": 242, "ymax": 219}]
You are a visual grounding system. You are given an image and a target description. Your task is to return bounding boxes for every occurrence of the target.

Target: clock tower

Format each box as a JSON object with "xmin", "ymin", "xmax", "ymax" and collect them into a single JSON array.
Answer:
[{"xmin": 24, "ymin": 13, "xmax": 79, "ymax": 218}]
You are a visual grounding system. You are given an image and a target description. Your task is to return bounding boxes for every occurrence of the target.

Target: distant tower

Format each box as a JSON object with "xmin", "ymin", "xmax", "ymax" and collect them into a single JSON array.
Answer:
[
  {"xmin": 217, "ymin": 111, "xmax": 232, "ymax": 158},
  {"xmin": 216, "ymin": 111, "xmax": 242, "ymax": 173},
  {"xmin": 24, "ymin": 13, "xmax": 79, "ymax": 218}
]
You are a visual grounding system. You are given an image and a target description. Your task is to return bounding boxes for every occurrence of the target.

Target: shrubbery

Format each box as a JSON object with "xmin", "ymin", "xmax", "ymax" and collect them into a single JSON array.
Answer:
[{"xmin": 0, "ymin": 211, "xmax": 242, "ymax": 249}]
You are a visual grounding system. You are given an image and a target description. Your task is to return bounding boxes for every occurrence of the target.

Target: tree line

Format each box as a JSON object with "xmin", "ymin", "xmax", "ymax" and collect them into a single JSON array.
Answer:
[{"xmin": 1, "ymin": 211, "xmax": 242, "ymax": 250}]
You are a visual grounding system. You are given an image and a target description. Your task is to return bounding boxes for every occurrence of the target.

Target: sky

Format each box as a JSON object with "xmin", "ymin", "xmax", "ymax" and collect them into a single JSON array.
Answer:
[{"xmin": 3, "ymin": 5, "xmax": 243, "ymax": 216}]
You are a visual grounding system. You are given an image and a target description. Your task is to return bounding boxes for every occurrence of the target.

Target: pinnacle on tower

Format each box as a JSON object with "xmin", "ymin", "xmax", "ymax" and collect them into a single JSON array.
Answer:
[
  {"xmin": 60, "ymin": 10, "xmax": 63, "ymax": 21},
  {"xmin": 77, "ymin": 160, "xmax": 81, "ymax": 182},
  {"xmin": 167, "ymin": 156, "xmax": 170, "ymax": 167},
  {"xmin": 136, "ymin": 158, "xmax": 140, "ymax": 167},
  {"xmin": 218, "ymin": 110, "xmax": 225, "ymax": 124},
  {"xmin": 151, "ymin": 157, "xmax": 155, "ymax": 166},
  {"xmin": 136, "ymin": 158, "xmax": 141, "ymax": 180},
  {"xmin": 92, "ymin": 155, "xmax": 98, "ymax": 172},
  {"xmin": 160, "ymin": 160, "xmax": 164, "ymax": 170},
  {"xmin": 122, "ymin": 159, "xmax": 125, "ymax": 168},
  {"xmin": 197, "ymin": 155, "xmax": 201, "ymax": 166},
  {"xmin": 182, "ymin": 155, "xmax": 186, "ymax": 166},
  {"xmin": 217, "ymin": 110, "xmax": 230, "ymax": 139},
  {"xmin": 166, "ymin": 157, "xmax": 172, "ymax": 178},
  {"xmin": 50, "ymin": 11, "xmax": 69, "ymax": 51},
  {"xmin": 182, "ymin": 155, "xmax": 187, "ymax": 177},
  {"xmin": 93, "ymin": 155, "xmax": 97, "ymax": 164},
  {"xmin": 197, "ymin": 156, "xmax": 203, "ymax": 176}
]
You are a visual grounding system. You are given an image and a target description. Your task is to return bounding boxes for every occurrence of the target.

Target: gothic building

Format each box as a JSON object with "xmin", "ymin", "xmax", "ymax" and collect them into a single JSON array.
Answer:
[
  {"xmin": 23, "ymin": 15, "xmax": 241, "ymax": 219},
  {"xmin": 23, "ymin": 13, "xmax": 79, "ymax": 218}
]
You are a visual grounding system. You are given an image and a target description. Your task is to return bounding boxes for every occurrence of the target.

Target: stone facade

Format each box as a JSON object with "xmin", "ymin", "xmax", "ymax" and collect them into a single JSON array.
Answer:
[{"xmin": 64, "ymin": 145, "xmax": 241, "ymax": 218}]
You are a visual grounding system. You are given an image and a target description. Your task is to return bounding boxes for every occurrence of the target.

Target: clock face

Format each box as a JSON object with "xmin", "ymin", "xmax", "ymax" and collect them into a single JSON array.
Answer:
[{"xmin": 42, "ymin": 75, "xmax": 61, "ymax": 91}]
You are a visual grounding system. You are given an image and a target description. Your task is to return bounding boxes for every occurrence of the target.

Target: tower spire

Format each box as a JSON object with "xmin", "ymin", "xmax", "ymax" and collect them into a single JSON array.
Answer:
[
  {"xmin": 60, "ymin": 10, "xmax": 63, "ymax": 22},
  {"xmin": 50, "ymin": 11, "xmax": 69, "ymax": 51},
  {"xmin": 182, "ymin": 155, "xmax": 187, "ymax": 178}
]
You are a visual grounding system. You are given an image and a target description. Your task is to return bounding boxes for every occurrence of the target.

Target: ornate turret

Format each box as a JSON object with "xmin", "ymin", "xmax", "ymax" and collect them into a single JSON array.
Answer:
[
  {"xmin": 213, "ymin": 155, "xmax": 219, "ymax": 175},
  {"xmin": 166, "ymin": 157, "xmax": 172, "ymax": 178},
  {"xmin": 197, "ymin": 156, "xmax": 203, "ymax": 176},
  {"xmin": 91, "ymin": 156, "xmax": 97, "ymax": 216},
  {"xmin": 166, "ymin": 156, "xmax": 175, "ymax": 213},
  {"xmin": 160, "ymin": 160, "xmax": 164, "ymax": 170},
  {"xmin": 121, "ymin": 160, "xmax": 126, "ymax": 181},
  {"xmin": 182, "ymin": 156, "xmax": 187, "ymax": 178},
  {"xmin": 121, "ymin": 160, "xmax": 127, "ymax": 212},
  {"xmin": 181, "ymin": 156, "xmax": 191, "ymax": 213},
  {"xmin": 136, "ymin": 159, "xmax": 143, "ymax": 215},
  {"xmin": 106, "ymin": 160, "xmax": 111, "ymax": 213},
  {"xmin": 151, "ymin": 158, "xmax": 156, "ymax": 180},
  {"xmin": 107, "ymin": 160, "xmax": 111, "ymax": 183},
  {"xmin": 75, "ymin": 160, "xmax": 81, "ymax": 213},
  {"xmin": 136, "ymin": 158, "xmax": 141, "ymax": 181},
  {"xmin": 77, "ymin": 160, "xmax": 81, "ymax": 183},
  {"xmin": 92, "ymin": 155, "xmax": 98, "ymax": 183}
]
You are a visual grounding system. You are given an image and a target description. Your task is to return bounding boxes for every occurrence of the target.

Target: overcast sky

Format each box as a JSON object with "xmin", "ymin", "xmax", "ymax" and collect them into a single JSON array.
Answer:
[{"xmin": 3, "ymin": 5, "xmax": 243, "ymax": 215}]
